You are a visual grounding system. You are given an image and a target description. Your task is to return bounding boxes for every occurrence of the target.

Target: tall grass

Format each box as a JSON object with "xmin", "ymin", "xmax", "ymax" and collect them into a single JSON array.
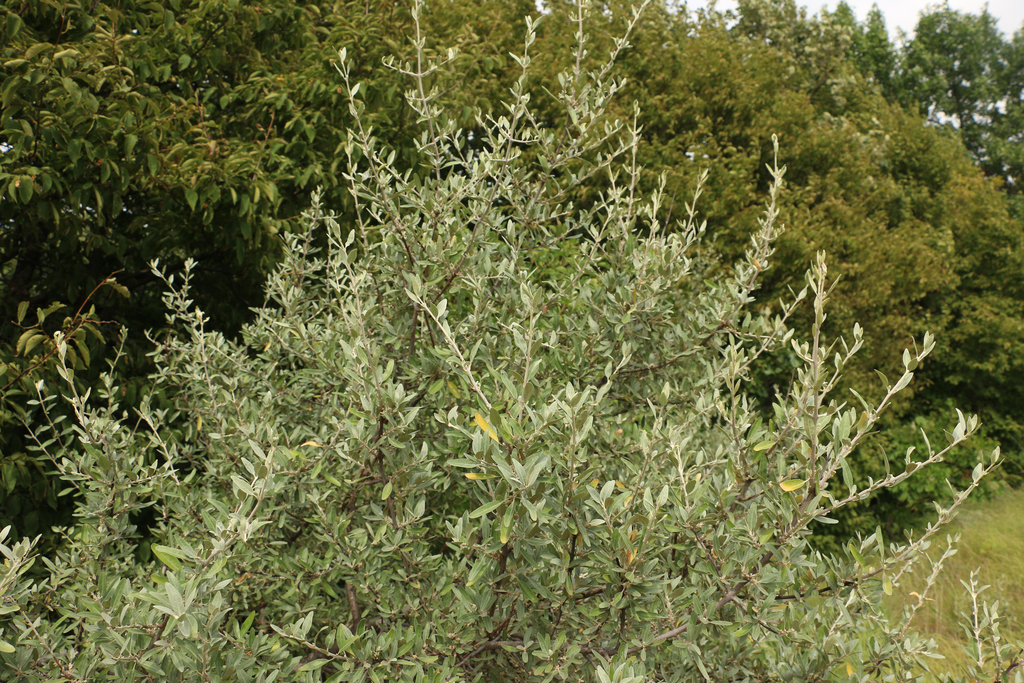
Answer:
[{"xmin": 890, "ymin": 488, "xmax": 1024, "ymax": 677}]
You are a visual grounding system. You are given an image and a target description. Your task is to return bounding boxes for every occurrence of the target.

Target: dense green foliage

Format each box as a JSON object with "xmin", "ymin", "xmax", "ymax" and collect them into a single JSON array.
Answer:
[
  {"xmin": 1, "ymin": 1, "xmax": 1023, "ymax": 673},
  {"xmin": 546, "ymin": 0, "xmax": 1024, "ymax": 535},
  {"xmin": 0, "ymin": 0, "xmax": 528, "ymax": 542},
  {"xmin": 833, "ymin": 0, "xmax": 1024, "ymax": 524},
  {"xmin": 899, "ymin": 7, "xmax": 1024, "ymax": 218},
  {"xmin": 2, "ymin": 6, "xmax": 1020, "ymax": 680}
]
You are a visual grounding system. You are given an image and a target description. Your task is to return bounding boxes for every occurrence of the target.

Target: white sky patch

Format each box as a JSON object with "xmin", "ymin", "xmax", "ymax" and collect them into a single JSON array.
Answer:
[{"xmin": 683, "ymin": 0, "xmax": 1024, "ymax": 40}]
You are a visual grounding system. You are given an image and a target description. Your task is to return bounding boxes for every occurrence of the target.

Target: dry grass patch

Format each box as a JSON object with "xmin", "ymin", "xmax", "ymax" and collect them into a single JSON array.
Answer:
[{"xmin": 891, "ymin": 488, "xmax": 1024, "ymax": 677}]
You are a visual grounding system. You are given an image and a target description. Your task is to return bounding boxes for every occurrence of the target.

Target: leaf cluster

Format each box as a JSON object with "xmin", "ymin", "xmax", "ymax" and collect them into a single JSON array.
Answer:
[
  {"xmin": 0, "ymin": 4, "xmax": 1016, "ymax": 681},
  {"xmin": 0, "ymin": 0, "xmax": 531, "ymax": 548}
]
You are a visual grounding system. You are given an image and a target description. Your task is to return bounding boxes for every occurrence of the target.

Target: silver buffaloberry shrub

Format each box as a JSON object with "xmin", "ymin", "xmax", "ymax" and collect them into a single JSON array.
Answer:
[{"xmin": 1, "ymin": 2, "xmax": 1018, "ymax": 681}]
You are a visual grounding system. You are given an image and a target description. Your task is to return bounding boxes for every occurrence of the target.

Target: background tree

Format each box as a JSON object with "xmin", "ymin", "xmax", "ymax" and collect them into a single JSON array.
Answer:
[
  {"xmin": 894, "ymin": 4, "xmax": 1024, "ymax": 223},
  {"xmin": 543, "ymin": 0, "xmax": 1024, "ymax": 535},
  {"xmin": 834, "ymin": 3, "xmax": 899, "ymax": 100},
  {"xmin": 994, "ymin": 28, "xmax": 1024, "ymax": 219},
  {"xmin": 0, "ymin": 0, "xmax": 528, "ymax": 543},
  {"xmin": 4, "ymin": 0, "xmax": 1024, "ymax": 555},
  {"xmin": 901, "ymin": 6, "xmax": 1007, "ymax": 170}
]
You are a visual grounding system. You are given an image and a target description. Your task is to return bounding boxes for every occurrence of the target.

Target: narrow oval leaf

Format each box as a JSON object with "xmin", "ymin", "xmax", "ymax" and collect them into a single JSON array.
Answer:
[
  {"xmin": 23, "ymin": 332, "xmax": 45, "ymax": 357},
  {"xmin": 381, "ymin": 481, "xmax": 393, "ymax": 500},
  {"xmin": 165, "ymin": 582, "xmax": 185, "ymax": 617},
  {"xmin": 848, "ymin": 541, "xmax": 867, "ymax": 567},
  {"xmin": 893, "ymin": 372, "xmax": 913, "ymax": 392},
  {"xmin": 72, "ymin": 336, "xmax": 91, "ymax": 368},
  {"xmin": 469, "ymin": 500, "xmax": 502, "ymax": 519},
  {"xmin": 15, "ymin": 329, "xmax": 33, "ymax": 355},
  {"xmin": 779, "ymin": 479, "xmax": 806, "ymax": 492},
  {"xmin": 448, "ymin": 458, "xmax": 478, "ymax": 468},
  {"xmin": 474, "ymin": 412, "xmax": 499, "ymax": 442},
  {"xmin": 151, "ymin": 545, "xmax": 183, "ymax": 571}
]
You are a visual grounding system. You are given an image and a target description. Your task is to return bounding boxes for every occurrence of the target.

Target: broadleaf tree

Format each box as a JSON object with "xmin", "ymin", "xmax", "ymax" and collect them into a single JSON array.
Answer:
[
  {"xmin": 0, "ymin": 0, "xmax": 528, "ymax": 544},
  {"xmin": 584, "ymin": 0, "xmax": 1024, "ymax": 535}
]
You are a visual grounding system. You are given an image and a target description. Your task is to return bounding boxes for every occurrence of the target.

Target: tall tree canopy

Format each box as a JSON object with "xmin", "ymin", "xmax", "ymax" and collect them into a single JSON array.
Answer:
[
  {"xmin": 2, "ymin": 0, "xmax": 1023, "ymax": 545},
  {"xmin": 540, "ymin": 0, "xmax": 1024, "ymax": 533},
  {"xmin": 0, "ymin": 0, "xmax": 529, "ymax": 539}
]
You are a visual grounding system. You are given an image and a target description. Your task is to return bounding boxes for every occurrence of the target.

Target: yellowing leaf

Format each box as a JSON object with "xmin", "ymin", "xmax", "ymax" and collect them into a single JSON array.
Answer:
[
  {"xmin": 465, "ymin": 472, "xmax": 494, "ymax": 480},
  {"xmin": 474, "ymin": 412, "xmax": 499, "ymax": 442},
  {"xmin": 196, "ymin": 415, "xmax": 202, "ymax": 432},
  {"xmin": 447, "ymin": 381, "xmax": 461, "ymax": 398},
  {"xmin": 753, "ymin": 440, "xmax": 775, "ymax": 452},
  {"xmin": 780, "ymin": 478, "xmax": 807, "ymax": 492},
  {"xmin": 846, "ymin": 662, "xmax": 854, "ymax": 676},
  {"xmin": 301, "ymin": 441, "xmax": 323, "ymax": 448}
]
